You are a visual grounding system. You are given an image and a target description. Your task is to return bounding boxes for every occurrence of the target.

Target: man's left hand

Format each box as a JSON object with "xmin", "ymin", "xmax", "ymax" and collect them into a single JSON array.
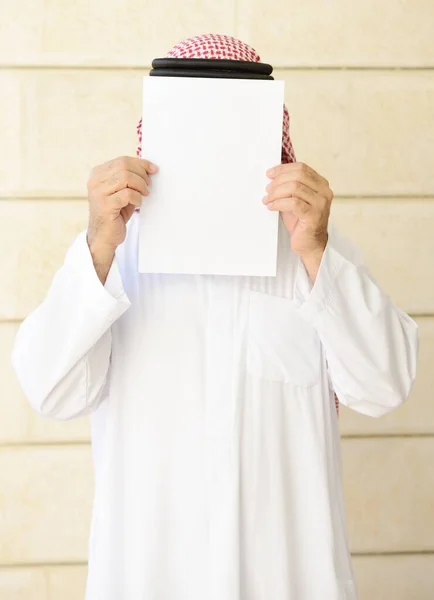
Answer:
[{"xmin": 263, "ymin": 162, "xmax": 333, "ymax": 260}]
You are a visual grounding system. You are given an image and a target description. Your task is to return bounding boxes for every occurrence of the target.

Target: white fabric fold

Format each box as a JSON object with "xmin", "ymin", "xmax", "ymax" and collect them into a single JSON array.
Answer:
[{"xmin": 12, "ymin": 232, "xmax": 130, "ymax": 419}]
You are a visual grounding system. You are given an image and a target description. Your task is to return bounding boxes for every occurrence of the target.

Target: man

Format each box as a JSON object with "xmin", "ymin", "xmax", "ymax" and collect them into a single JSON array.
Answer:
[{"xmin": 12, "ymin": 34, "xmax": 418, "ymax": 600}]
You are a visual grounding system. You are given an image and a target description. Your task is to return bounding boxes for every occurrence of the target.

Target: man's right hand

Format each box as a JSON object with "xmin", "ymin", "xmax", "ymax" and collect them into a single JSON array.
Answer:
[{"xmin": 86, "ymin": 156, "xmax": 158, "ymax": 284}]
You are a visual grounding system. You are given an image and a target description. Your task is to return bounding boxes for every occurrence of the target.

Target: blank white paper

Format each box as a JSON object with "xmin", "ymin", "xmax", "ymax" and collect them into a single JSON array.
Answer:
[{"xmin": 139, "ymin": 76, "xmax": 284, "ymax": 276}]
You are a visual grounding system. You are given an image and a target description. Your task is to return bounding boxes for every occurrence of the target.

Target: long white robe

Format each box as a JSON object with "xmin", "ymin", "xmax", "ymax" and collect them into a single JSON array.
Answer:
[{"xmin": 12, "ymin": 213, "xmax": 418, "ymax": 600}]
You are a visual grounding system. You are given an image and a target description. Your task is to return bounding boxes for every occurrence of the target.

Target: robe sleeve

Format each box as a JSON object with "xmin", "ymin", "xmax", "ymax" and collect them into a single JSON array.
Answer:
[
  {"xmin": 11, "ymin": 232, "xmax": 131, "ymax": 420},
  {"xmin": 294, "ymin": 225, "xmax": 419, "ymax": 418}
]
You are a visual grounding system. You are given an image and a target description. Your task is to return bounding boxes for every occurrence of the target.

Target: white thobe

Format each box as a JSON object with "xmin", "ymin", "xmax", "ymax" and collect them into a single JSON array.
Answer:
[{"xmin": 12, "ymin": 213, "xmax": 418, "ymax": 600}]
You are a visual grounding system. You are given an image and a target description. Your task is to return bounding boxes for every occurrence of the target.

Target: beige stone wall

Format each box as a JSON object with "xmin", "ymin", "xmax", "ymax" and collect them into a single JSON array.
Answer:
[{"xmin": 1, "ymin": 2, "xmax": 433, "ymax": 598}]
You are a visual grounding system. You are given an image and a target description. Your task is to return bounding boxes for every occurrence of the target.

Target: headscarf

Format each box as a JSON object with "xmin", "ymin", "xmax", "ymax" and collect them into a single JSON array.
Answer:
[{"xmin": 136, "ymin": 33, "xmax": 296, "ymax": 164}]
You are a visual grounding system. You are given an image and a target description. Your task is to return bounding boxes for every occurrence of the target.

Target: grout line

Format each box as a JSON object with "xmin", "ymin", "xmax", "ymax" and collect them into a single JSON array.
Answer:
[
  {"xmin": 1, "ymin": 195, "xmax": 434, "ymax": 202},
  {"xmin": 333, "ymin": 195, "xmax": 434, "ymax": 201},
  {"xmin": 1, "ymin": 434, "xmax": 434, "ymax": 450},
  {"xmin": 1, "ymin": 64, "xmax": 434, "ymax": 72},
  {"xmin": 341, "ymin": 433, "xmax": 434, "ymax": 440},
  {"xmin": 0, "ymin": 64, "xmax": 150, "ymax": 71},
  {"xmin": 1, "ymin": 551, "xmax": 433, "ymax": 569},
  {"xmin": 0, "ymin": 561, "xmax": 87, "ymax": 569},
  {"xmin": 18, "ymin": 68, "xmax": 26, "ymax": 192},
  {"xmin": 0, "ymin": 196, "xmax": 87, "ymax": 201},
  {"xmin": 351, "ymin": 550, "xmax": 434, "ymax": 557},
  {"xmin": 1, "ymin": 319, "xmax": 24, "ymax": 323},
  {"xmin": 233, "ymin": 0, "xmax": 238, "ymax": 38},
  {"xmin": 0, "ymin": 440, "xmax": 90, "ymax": 448},
  {"xmin": 274, "ymin": 66, "xmax": 434, "ymax": 72}
]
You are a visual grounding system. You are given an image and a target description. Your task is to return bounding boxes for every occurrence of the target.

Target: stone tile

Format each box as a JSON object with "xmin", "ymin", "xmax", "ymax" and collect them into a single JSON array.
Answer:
[
  {"xmin": 0, "ymin": 73, "xmax": 22, "ymax": 194},
  {"xmin": 281, "ymin": 70, "xmax": 434, "ymax": 196},
  {"xmin": 237, "ymin": 0, "xmax": 434, "ymax": 66},
  {"xmin": 0, "ymin": 446, "xmax": 93, "ymax": 564},
  {"xmin": 0, "ymin": 0, "xmax": 235, "ymax": 66},
  {"xmin": 352, "ymin": 554, "xmax": 434, "ymax": 600},
  {"xmin": 46, "ymin": 565, "xmax": 87, "ymax": 600},
  {"xmin": 22, "ymin": 71, "xmax": 144, "ymax": 196},
  {"xmin": 0, "ymin": 568, "xmax": 47, "ymax": 600},
  {"xmin": 332, "ymin": 200, "xmax": 434, "ymax": 315},
  {"xmin": 0, "ymin": 201, "xmax": 88, "ymax": 320},
  {"xmin": 0, "ymin": 323, "xmax": 90, "ymax": 443},
  {"xmin": 340, "ymin": 317, "xmax": 434, "ymax": 435},
  {"xmin": 342, "ymin": 438, "xmax": 434, "ymax": 553}
]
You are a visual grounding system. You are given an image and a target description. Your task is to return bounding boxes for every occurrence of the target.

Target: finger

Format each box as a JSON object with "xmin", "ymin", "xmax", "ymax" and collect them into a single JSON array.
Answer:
[
  {"xmin": 267, "ymin": 197, "xmax": 312, "ymax": 217},
  {"xmin": 267, "ymin": 161, "xmax": 319, "ymax": 181},
  {"xmin": 267, "ymin": 162, "xmax": 328, "ymax": 194},
  {"xmin": 263, "ymin": 181, "xmax": 317, "ymax": 206},
  {"xmin": 107, "ymin": 155, "xmax": 158, "ymax": 175},
  {"xmin": 103, "ymin": 156, "xmax": 157, "ymax": 184},
  {"xmin": 138, "ymin": 158, "xmax": 159, "ymax": 174},
  {"xmin": 266, "ymin": 167, "xmax": 323, "ymax": 194},
  {"xmin": 266, "ymin": 172, "xmax": 317, "ymax": 194},
  {"xmin": 103, "ymin": 171, "xmax": 150, "ymax": 196},
  {"xmin": 93, "ymin": 165, "xmax": 150, "ymax": 189},
  {"xmin": 109, "ymin": 188, "xmax": 143, "ymax": 210}
]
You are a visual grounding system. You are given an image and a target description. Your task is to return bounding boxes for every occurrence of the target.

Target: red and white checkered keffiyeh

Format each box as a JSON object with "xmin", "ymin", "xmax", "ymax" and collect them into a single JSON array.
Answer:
[{"xmin": 136, "ymin": 33, "xmax": 296, "ymax": 165}]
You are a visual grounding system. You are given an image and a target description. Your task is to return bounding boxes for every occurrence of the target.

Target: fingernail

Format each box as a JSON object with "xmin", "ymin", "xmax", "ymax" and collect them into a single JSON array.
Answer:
[
  {"xmin": 262, "ymin": 195, "xmax": 269, "ymax": 204},
  {"xmin": 149, "ymin": 162, "xmax": 158, "ymax": 172},
  {"xmin": 267, "ymin": 168, "xmax": 275, "ymax": 177}
]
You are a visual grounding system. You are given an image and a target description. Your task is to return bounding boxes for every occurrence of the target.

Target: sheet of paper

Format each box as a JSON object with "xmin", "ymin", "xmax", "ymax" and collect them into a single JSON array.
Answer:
[{"xmin": 139, "ymin": 76, "xmax": 284, "ymax": 276}]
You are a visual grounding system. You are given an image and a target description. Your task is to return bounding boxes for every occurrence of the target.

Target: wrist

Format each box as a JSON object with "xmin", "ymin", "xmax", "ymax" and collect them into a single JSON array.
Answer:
[
  {"xmin": 86, "ymin": 233, "xmax": 116, "ymax": 285},
  {"xmin": 299, "ymin": 233, "xmax": 328, "ymax": 259},
  {"xmin": 300, "ymin": 236, "xmax": 328, "ymax": 284},
  {"xmin": 87, "ymin": 231, "xmax": 116, "ymax": 255}
]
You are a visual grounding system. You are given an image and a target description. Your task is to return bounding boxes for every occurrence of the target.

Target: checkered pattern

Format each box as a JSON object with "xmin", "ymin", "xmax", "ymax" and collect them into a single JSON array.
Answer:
[
  {"xmin": 137, "ymin": 33, "xmax": 296, "ymax": 164},
  {"xmin": 166, "ymin": 33, "xmax": 261, "ymax": 63}
]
